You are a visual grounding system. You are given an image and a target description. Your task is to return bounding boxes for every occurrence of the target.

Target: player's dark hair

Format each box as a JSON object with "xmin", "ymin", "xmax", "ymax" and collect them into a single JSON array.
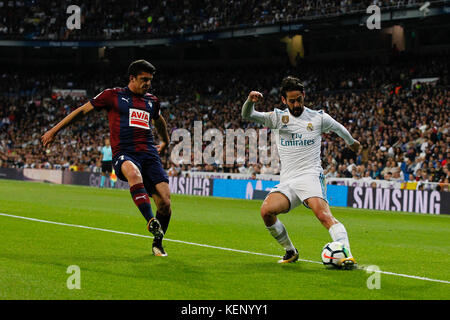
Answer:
[
  {"xmin": 280, "ymin": 76, "xmax": 304, "ymax": 97},
  {"xmin": 128, "ymin": 60, "xmax": 156, "ymax": 78}
]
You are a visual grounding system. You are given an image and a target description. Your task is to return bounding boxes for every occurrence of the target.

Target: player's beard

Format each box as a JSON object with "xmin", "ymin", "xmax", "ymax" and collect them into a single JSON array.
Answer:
[{"xmin": 290, "ymin": 106, "xmax": 304, "ymax": 117}]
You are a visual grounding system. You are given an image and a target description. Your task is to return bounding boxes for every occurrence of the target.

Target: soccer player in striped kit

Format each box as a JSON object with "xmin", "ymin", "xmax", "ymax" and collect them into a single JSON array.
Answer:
[
  {"xmin": 242, "ymin": 76, "xmax": 361, "ymax": 268},
  {"xmin": 42, "ymin": 60, "xmax": 171, "ymax": 257}
]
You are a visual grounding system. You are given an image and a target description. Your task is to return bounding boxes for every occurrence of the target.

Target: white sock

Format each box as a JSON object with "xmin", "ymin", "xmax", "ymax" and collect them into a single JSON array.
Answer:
[
  {"xmin": 329, "ymin": 222, "xmax": 352, "ymax": 257},
  {"xmin": 266, "ymin": 219, "xmax": 296, "ymax": 252}
]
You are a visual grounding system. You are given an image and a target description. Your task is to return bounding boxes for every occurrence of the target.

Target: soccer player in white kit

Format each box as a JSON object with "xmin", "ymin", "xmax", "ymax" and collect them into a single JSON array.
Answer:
[{"xmin": 241, "ymin": 76, "xmax": 360, "ymax": 269}]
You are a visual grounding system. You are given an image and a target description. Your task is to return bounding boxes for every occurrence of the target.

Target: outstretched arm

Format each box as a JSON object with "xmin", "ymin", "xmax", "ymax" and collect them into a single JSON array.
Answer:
[
  {"xmin": 41, "ymin": 101, "xmax": 94, "ymax": 148},
  {"xmin": 322, "ymin": 113, "xmax": 360, "ymax": 153}
]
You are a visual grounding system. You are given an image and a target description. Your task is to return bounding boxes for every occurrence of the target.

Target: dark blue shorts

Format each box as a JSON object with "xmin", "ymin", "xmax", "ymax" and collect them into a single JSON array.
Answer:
[{"xmin": 113, "ymin": 152, "xmax": 169, "ymax": 195}]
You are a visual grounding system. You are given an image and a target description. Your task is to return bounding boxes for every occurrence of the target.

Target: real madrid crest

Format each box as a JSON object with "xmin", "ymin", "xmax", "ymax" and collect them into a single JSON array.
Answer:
[
  {"xmin": 282, "ymin": 115, "xmax": 289, "ymax": 124},
  {"xmin": 307, "ymin": 122, "xmax": 314, "ymax": 131}
]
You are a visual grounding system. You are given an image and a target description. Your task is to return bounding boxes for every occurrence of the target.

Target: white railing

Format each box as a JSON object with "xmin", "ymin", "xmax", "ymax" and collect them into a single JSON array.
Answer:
[
  {"xmin": 326, "ymin": 177, "xmax": 447, "ymax": 192},
  {"xmin": 179, "ymin": 171, "xmax": 448, "ymax": 191},
  {"xmin": 180, "ymin": 171, "xmax": 280, "ymax": 181}
]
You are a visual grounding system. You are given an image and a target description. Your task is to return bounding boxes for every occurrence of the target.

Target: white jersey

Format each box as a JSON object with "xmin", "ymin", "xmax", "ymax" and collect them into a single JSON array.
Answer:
[{"xmin": 242, "ymin": 103, "xmax": 355, "ymax": 183}]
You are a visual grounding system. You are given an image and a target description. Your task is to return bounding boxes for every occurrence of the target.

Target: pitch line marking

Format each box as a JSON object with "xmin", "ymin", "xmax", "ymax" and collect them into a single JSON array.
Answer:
[{"xmin": 1, "ymin": 212, "xmax": 449, "ymax": 285}]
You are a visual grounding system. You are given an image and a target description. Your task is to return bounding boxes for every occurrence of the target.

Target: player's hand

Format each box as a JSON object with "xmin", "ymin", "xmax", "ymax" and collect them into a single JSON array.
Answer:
[
  {"xmin": 156, "ymin": 142, "xmax": 168, "ymax": 154},
  {"xmin": 41, "ymin": 129, "xmax": 56, "ymax": 148},
  {"xmin": 248, "ymin": 91, "xmax": 263, "ymax": 103},
  {"xmin": 349, "ymin": 140, "xmax": 361, "ymax": 153}
]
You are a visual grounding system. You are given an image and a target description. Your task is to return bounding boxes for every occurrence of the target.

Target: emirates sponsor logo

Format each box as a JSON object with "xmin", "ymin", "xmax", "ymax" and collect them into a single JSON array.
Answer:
[{"xmin": 129, "ymin": 108, "xmax": 150, "ymax": 129}]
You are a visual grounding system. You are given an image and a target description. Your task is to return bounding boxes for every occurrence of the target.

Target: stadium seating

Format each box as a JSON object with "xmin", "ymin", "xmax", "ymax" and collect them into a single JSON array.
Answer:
[
  {"xmin": 0, "ymin": 53, "xmax": 448, "ymax": 190},
  {"xmin": 0, "ymin": 0, "xmax": 422, "ymax": 40}
]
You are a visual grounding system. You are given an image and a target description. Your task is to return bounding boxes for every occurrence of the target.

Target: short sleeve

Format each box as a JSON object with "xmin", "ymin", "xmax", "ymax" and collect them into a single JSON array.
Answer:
[{"xmin": 90, "ymin": 89, "xmax": 114, "ymax": 111}]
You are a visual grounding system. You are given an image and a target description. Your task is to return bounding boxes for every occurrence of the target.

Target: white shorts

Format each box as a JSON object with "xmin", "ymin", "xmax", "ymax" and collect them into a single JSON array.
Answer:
[{"xmin": 268, "ymin": 173, "xmax": 327, "ymax": 212}]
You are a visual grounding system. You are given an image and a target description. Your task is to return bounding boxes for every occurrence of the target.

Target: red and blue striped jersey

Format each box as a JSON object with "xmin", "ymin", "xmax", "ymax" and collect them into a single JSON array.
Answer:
[{"xmin": 90, "ymin": 86, "xmax": 161, "ymax": 157}]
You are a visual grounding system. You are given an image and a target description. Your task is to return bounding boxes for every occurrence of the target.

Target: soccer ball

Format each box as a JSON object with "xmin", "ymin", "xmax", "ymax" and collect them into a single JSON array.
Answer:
[{"xmin": 321, "ymin": 241, "xmax": 350, "ymax": 268}]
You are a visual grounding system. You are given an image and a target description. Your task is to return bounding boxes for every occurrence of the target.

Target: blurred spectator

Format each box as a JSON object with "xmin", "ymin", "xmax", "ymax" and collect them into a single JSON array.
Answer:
[
  {"xmin": 0, "ymin": 53, "xmax": 448, "ymax": 192},
  {"xmin": 0, "ymin": 0, "xmax": 424, "ymax": 41}
]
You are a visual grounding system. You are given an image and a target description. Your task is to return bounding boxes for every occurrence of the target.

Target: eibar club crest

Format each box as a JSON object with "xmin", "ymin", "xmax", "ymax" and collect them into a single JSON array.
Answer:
[
  {"xmin": 282, "ymin": 115, "xmax": 289, "ymax": 124},
  {"xmin": 307, "ymin": 122, "xmax": 314, "ymax": 131}
]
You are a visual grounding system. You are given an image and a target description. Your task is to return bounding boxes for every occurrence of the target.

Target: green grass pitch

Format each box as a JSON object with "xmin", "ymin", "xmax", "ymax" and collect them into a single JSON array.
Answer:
[{"xmin": 0, "ymin": 179, "xmax": 449, "ymax": 300}]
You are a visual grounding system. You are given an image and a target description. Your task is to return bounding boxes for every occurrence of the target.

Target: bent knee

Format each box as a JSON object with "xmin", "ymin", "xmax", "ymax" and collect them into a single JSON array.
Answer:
[
  {"xmin": 260, "ymin": 205, "xmax": 279, "ymax": 219},
  {"xmin": 158, "ymin": 198, "xmax": 171, "ymax": 213}
]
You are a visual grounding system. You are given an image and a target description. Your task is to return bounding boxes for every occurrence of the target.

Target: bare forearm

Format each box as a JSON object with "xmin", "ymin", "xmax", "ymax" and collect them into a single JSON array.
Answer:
[
  {"xmin": 154, "ymin": 116, "xmax": 170, "ymax": 144},
  {"xmin": 51, "ymin": 108, "xmax": 82, "ymax": 134},
  {"xmin": 50, "ymin": 102, "xmax": 93, "ymax": 135},
  {"xmin": 42, "ymin": 102, "xmax": 93, "ymax": 147}
]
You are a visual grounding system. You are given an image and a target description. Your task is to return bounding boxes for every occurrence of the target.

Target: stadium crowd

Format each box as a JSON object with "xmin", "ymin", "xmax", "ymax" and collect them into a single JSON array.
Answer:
[
  {"xmin": 0, "ymin": 53, "xmax": 449, "ymax": 190},
  {"xmin": 0, "ymin": 0, "xmax": 423, "ymax": 40}
]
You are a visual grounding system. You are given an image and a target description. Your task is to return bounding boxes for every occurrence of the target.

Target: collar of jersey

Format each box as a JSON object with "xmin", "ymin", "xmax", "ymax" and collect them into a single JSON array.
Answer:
[{"xmin": 125, "ymin": 86, "xmax": 145, "ymax": 97}]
